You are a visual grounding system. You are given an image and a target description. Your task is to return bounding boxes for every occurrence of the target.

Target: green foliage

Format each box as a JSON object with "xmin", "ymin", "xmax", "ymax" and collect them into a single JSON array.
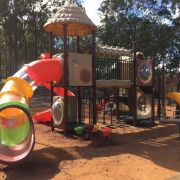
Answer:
[
  {"xmin": 0, "ymin": 0, "xmax": 83, "ymax": 78},
  {"xmin": 98, "ymin": 0, "xmax": 180, "ymax": 70},
  {"xmin": 0, "ymin": 0, "xmax": 178, "ymax": 79}
]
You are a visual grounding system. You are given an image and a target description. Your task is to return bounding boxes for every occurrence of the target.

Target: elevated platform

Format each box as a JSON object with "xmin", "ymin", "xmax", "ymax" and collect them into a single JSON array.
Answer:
[{"xmin": 96, "ymin": 80, "xmax": 132, "ymax": 88}]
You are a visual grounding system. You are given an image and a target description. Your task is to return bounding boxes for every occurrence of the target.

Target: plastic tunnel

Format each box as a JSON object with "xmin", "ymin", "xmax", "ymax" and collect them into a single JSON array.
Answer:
[{"xmin": 0, "ymin": 58, "xmax": 63, "ymax": 164}]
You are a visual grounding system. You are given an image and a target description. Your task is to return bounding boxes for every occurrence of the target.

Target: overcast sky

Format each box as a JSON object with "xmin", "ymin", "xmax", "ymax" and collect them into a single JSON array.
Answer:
[{"xmin": 83, "ymin": 0, "xmax": 103, "ymax": 25}]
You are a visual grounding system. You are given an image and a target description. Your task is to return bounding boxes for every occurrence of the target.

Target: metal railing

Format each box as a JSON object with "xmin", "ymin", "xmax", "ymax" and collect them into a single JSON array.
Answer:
[{"xmin": 96, "ymin": 57, "xmax": 133, "ymax": 81}]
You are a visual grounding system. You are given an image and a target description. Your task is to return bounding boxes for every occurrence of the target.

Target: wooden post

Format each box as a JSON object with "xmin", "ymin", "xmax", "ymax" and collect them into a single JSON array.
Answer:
[
  {"xmin": 92, "ymin": 30, "xmax": 97, "ymax": 124},
  {"xmin": 157, "ymin": 75, "xmax": 161, "ymax": 119},
  {"xmin": 115, "ymin": 87, "xmax": 119, "ymax": 128},
  {"xmin": 49, "ymin": 32, "xmax": 53, "ymax": 58},
  {"xmin": 49, "ymin": 32, "xmax": 54, "ymax": 131},
  {"xmin": 133, "ymin": 41, "xmax": 137, "ymax": 126},
  {"xmin": 162, "ymin": 62, "xmax": 166, "ymax": 118},
  {"xmin": 50, "ymin": 82, "xmax": 54, "ymax": 131},
  {"xmin": 151, "ymin": 58, "xmax": 155, "ymax": 124},
  {"xmin": 63, "ymin": 24, "xmax": 68, "ymax": 135},
  {"xmin": 116, "ymin": 60, "xmax": 120, "ymax": 123},
  {"xmin": 77, "ymin": 36, "xmax": 81, "ymax": 124},
  {"xmin": 176, "ymin": 71, "xmax": 180, "ymax": 116}
]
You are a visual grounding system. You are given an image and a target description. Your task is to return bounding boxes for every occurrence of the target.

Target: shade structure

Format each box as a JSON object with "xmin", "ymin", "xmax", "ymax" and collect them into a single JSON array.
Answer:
[
  {"xmin": 44, "ymin": 2, "xmax": 97, "ymax": 36},
  {"xmin": 96, "ymin": 45, "xmax": 133, "ymax": 58}
]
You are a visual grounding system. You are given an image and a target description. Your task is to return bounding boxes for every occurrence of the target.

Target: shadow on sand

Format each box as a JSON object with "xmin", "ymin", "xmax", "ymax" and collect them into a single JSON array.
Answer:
[{"xmin": 4, "ymin": 124, "xmax": 180, "ymax": 179}]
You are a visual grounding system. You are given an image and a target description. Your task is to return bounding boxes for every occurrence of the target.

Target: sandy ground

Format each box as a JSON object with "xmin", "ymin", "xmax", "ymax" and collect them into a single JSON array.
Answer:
[{"xmin": 0, "ymin": 98, "xmax": 180, "ymax": 180}]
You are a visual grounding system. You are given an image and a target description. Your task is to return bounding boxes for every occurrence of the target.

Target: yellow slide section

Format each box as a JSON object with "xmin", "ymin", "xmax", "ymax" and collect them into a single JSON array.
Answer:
[{"xmin": 167, "ymin": 92, "xmax": 180, "ymax": 104}]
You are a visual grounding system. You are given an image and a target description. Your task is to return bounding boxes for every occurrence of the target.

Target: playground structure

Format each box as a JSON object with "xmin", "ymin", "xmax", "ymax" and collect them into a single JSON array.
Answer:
[
  {"xmin": 0, "ymin": 58, "xmax": 72, "ymax": 163},
  {"xmin": 0, "ymin": 2, "xmax": 97, "ymax": 164},
  {"xmin": 0, "ymin": 2, "xmax": 179, "ymax": 165},
  {"xmin": 96, "ymin": 48, "xmax": 154, "ymax": 125},
  {"xmin": 157, "ymin": 63, "xmax": 180, "ymax": 132},
  {"xmin": 155, "ymin": 63, "xmax": 180, "ymax": 118}
]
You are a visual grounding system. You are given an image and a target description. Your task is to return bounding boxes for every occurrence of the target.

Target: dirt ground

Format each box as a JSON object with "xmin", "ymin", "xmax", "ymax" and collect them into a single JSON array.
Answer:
[{"xmin": 0, "ymin": 98, "xmax": 180, "ymax": 180}]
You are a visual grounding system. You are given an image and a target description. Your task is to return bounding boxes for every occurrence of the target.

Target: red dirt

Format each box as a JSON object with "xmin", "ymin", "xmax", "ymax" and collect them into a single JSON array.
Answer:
[{"xmin": 0, "ymin": 99, "xmax": 180, "ymax": 180}]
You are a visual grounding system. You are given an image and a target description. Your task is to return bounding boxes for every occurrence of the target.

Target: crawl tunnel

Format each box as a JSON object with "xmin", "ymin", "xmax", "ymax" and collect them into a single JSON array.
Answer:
[{"xmin": 0, "ymin": 58, "xmax": 63, "ymax": 164}]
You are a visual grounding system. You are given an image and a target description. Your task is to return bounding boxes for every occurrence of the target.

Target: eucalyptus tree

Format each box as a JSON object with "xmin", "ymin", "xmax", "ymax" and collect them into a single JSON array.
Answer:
[
  {"xmin": 98, "ymin": 0, "xmax": 180, "ymax": 67},
  {"xmin": 0, "ymin": 0, "xmax": 83, "ymax": 77}
]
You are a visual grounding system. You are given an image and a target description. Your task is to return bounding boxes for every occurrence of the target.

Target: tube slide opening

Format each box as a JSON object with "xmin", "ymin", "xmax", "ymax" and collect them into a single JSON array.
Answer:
[{"xmin": 0, "ymin": 102, "xmax": 35, "ymax": 164}]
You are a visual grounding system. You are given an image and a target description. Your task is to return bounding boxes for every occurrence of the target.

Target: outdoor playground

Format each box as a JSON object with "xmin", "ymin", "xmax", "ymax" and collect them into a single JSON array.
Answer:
[{"xmin": 0, "ymin": 2, "xmax": 180, "ymax": 180}]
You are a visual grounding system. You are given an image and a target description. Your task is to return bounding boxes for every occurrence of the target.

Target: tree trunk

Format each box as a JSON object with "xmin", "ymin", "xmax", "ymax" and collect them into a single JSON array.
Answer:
[
  {"xmin": 23, "ymin": 34, "xmax": 28, "ymax": 63},
  {"xmin": 14, "ymin": 23, "xmax": 18, "ymax": 72},
  {"xmin": 8, "ymin": 37, "xmax": 13, "ymax": 76},
  {"xmin": 0, "ymin": 47, "xmax": 2, "ymax": 80},
  {"xmin": 4, "ymin": 39, "xmax": 8, "ymax": 78},
  {"xmin": 34, "ymin": 24, "xmax": 38, "ymax": 59},
  {"xmin": 14, "ymin": 0, "xmax": 18, "ymax": 72}
]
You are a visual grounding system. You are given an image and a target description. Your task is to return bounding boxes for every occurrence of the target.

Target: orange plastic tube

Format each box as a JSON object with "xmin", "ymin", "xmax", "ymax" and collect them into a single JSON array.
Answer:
[{"xmin": 27, "ymin": 59, "xmax": 62, "ymax": 84}]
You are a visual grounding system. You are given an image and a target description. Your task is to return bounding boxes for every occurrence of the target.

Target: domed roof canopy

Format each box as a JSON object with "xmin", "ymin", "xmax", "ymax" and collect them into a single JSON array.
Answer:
[{"xmin": 44, "ymin": 1, "xmax": 97, "ymax": 37}]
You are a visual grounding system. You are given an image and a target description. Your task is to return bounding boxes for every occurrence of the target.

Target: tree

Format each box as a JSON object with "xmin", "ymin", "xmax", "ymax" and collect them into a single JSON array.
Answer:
[
  {"xmin": 0, "ymin": 0, "xmax": 83, "ymax": 78},
  {"xmin": 98, "ymin": 0, "xmax": 180, "ymax": 67}
]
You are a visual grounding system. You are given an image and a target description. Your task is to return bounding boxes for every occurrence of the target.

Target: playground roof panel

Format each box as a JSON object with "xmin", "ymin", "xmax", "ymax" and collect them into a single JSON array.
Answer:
[
  {"xmin": 44, "ymin": 2, "xmax": 97, "ymax": 37},
  {"xmin": 96, "ymin": 45, "xmax": 132, "ymax": 58}
]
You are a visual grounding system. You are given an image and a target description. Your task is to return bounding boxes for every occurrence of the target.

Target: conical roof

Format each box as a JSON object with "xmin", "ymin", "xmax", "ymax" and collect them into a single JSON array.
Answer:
[{"xmin": 44, "ymin": 2, "xmax": 97, "ymax": 36}]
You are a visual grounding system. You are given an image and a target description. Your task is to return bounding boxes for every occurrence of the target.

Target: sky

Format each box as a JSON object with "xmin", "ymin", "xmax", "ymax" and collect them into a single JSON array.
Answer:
[{"xmin": 83, "ymin": 0, "xmax": 103, "ymax": 25}]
